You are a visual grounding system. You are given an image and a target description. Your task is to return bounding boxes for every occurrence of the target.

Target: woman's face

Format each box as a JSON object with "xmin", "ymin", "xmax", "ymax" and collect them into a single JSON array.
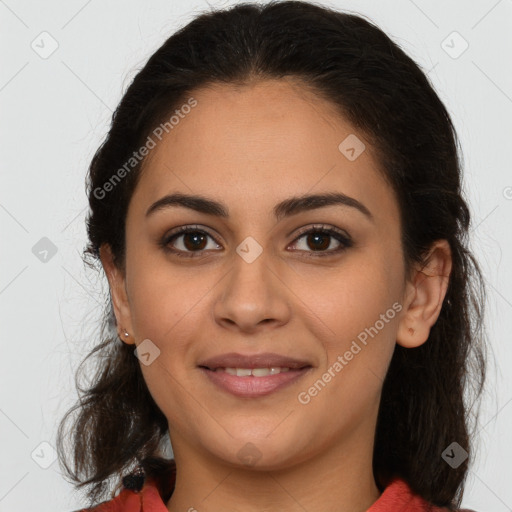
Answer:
[{"xmin": 106, "ymin": 78, "xmax": 416, "ymax": 470}]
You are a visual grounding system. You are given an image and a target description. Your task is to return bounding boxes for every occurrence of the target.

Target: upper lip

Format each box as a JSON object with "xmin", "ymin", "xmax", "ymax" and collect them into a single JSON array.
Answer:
[{"xmin": 198, "ymin": 352, "xmax": 312, "ymax": 370}]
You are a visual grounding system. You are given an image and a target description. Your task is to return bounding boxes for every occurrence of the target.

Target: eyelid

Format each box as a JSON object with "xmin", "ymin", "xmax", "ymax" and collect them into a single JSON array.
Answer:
[
  {"xmin": 160, "ymin": 224, "xmax": 222, "ymax": 249},
  {"xmin": 292, "ymin": 223, "xmax": 351, "ymax": 241}
]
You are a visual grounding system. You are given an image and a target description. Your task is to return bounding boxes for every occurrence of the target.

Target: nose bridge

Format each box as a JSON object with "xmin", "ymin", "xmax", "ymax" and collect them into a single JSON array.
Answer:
[{"xmin": 213, "ymin": 237, "xmax": 290, "ymax": 330}]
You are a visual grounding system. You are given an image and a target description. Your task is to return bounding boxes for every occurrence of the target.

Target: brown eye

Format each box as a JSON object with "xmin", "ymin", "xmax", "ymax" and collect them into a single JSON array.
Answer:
[
  {"xmin": 304, "ymin": 232, "xmax": 331, "ymax": 251},
  {"xmin": 161, "ymin": 226, "xmax": 221, "ymax": 257},
  {"xmin": 160, "ymin": 224, "xmax": 352, "ymax": 259},
  {"xmin": 181, "ymin": 232, "xmax": 208, "ymax": 251},
  {"xmin": 289, "ymin": 226, "xmax": 353, "ymax": 257}
]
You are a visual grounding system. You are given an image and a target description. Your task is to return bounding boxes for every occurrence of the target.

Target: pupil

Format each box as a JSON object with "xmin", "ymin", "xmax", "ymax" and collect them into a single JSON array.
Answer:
[
  {"xmin": 184, "ymin": 232, "xmax": 206, "ymax": 251},
  {"xmin": 309, "ymin": 233, "xmax": 329, "ymax": 251}
]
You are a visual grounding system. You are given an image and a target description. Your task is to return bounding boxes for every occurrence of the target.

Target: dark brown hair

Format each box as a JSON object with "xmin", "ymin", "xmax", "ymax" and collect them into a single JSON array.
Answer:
[{"xmin": 57, "ymin": 1, "xmax": 487, "ymax": 509}]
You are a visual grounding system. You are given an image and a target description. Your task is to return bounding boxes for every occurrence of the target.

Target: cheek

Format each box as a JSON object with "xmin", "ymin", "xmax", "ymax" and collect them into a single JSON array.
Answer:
[
  {"xmin": 125, "ymin": 247, "xmax": 217, "ymax": 343},
  {"xmin": 296, "ymin": 251, "xmax": 402, "ymax": 340},
  {"xmin": 126, "ymin": 260, "xmax": 211, "ymax": 427},
  {"xmin": 298, "ymin": 253, "xmax": 403, "ymax": 398},
  {"xmin": 293, "ymin": 274, "xmax": 400, "ymax": 442}
]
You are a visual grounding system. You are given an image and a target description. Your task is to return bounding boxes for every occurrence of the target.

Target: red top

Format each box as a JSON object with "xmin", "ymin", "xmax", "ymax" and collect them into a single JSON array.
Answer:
[{"xmin": 77, "ymin": 474, "xmax": 476, "ymax": 512}]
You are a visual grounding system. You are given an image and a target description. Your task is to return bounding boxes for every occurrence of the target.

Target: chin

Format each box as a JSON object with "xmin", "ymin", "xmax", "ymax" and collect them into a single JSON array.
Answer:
[{"xmin": 202, "ymin": 431, "xmax": 308, "ymax": 472}]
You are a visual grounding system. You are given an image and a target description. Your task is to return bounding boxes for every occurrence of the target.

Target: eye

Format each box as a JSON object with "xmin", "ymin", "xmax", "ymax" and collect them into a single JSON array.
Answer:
[
  {"xmin": 288, "ymin": 224, "xmax": 353, "ymax": 257},
  {"xmin": 160, "ymin": 224, "xmax": 353, "ymax": 258},
  {"xmin": 160, "ymin": 225, "xmax": 222, "ymax": 257}
]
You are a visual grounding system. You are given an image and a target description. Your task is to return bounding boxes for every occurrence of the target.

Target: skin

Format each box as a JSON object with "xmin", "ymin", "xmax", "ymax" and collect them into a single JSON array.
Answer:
[{"xmin": 101, "ymin": 78, "xmax": 452, "ymax": 512}]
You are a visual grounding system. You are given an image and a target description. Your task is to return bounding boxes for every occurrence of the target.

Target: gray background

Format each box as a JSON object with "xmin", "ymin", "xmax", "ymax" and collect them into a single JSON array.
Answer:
[{"xmin": 1, "ymin": 0, "xmax": 511, "ymax": 510}]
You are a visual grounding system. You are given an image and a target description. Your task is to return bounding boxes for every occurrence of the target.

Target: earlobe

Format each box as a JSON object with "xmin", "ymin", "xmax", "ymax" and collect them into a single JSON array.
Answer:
[
  {"xmin": 99, "ymin": 244, "xmax": 135, "ymax": 345},
  {"xmin": 396, "ymin": 239, "xmax": 452, "ymax": 349}
]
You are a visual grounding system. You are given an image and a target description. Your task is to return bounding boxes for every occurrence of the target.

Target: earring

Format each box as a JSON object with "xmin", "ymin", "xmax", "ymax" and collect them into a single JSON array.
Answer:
[{"xmin": 119, "ymin": 329, "xmax": 130, "ymax": 342}]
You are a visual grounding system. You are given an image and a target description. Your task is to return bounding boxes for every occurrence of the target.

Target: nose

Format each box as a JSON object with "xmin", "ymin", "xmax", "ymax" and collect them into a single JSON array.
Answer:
[{"xmin": 213, "ymin": 249, "xmax": 291, "ymax": 334}]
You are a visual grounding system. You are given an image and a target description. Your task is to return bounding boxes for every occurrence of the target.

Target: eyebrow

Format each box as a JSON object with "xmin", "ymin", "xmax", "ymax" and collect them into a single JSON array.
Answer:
[{"xmin": 146, "ymin": 191, "xmax": 373, "ymax": 222}]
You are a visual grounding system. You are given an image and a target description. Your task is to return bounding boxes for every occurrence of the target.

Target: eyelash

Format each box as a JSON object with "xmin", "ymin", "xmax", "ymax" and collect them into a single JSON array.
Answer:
[{"xmin": 159, "ymin": 224, "xmax": 353, "ymax": 259}]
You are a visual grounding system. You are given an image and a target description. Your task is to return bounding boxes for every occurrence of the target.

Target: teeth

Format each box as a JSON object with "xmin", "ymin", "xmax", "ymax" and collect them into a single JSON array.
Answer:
[
  {"xmin": 252, "ymin": 368, "xmax": 270, "ymax": 377},
  {"xmin": 220, "ymin": 367, "xmax": 291, "ymax": 377}
]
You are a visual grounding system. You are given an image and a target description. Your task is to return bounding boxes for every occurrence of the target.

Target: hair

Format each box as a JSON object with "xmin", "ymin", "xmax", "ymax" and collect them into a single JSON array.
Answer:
[{"xmin": 57, "ymin": 1, "xmax": 488, "ymax": 509}]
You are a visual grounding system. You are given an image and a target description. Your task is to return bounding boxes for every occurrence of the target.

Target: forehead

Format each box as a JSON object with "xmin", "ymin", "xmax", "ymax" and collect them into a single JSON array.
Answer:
[{"xmin": 132, "ymin": 78, "xmax": 399, "ymax": 225}]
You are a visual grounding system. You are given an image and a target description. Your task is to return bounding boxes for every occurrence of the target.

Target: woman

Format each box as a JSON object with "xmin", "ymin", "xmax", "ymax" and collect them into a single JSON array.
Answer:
[{"xmin": 58, "ymin": 1, "xmax": 487, "ymax": 511}]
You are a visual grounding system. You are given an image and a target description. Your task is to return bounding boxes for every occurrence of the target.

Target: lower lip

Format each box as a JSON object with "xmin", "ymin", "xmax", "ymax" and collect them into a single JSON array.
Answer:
[{"xmin": 200, "ymin": 367, "xmax": 312, "ymax": 398}]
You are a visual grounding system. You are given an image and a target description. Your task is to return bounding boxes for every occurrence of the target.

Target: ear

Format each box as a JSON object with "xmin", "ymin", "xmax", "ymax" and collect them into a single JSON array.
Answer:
[
  {"xmin": 396, "ymin": 239, "xmax": 452, "ymax": 348},
  {"xmin": 99, "ymin": 244, "xmax": 135, "ymax": 345}
]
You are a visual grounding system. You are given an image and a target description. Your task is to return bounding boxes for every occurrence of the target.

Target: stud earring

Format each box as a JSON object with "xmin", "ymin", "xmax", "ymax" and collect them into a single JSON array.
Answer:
[{"xmin": 118, "ymin": 329, "xmax": 130, "ymax": 342}]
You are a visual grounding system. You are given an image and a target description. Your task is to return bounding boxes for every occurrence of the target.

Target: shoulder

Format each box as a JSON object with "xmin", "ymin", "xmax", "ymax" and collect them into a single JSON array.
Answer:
[
  {"xmin": 70, "ymin": 485, "xmax": 150, "ymax": 512},
  {"xmin": 69, "ymin": 487, "xmax": 141, "ymax": 511},
  {"xmin": 369, "ymin": 478, "xmax": 479, "ymax": 512},
  {"xmin": 68, "ymin": 464, "xmax": 171, "ymax": 512}
]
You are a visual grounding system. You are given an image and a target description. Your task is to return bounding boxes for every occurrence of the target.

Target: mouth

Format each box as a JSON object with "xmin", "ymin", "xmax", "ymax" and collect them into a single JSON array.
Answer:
[
  {"xmin": 207, "ymin": 367, "xmax": 294, "ymax": 376},
  {"xmin": 197, "ymin": 352, "xmax": 313, "ymax": 398}
]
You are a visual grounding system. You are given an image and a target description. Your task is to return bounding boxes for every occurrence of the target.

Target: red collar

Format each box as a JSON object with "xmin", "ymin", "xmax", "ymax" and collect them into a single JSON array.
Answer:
[{"xmin": 81, "ymin": 475, "xmax": 469, "ymax": 511}]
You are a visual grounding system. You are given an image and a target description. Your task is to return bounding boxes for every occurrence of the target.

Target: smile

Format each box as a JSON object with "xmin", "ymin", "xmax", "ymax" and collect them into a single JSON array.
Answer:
[
  {"xmin": 200, "ymin": 366, "xmax": 312, "ymax": 398},
  {"xmin": 215, "ymin": 367, "xmax": 291, "ymax": 376}
]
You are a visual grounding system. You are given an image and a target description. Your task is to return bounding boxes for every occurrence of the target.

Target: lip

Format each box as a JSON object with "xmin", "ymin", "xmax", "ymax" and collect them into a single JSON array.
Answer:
[
  {"xmin": 198, "ymin": 352, "xmax": 312, "ymax": 370},
  {"xmin": 197, "ymin": 352, "xmax": 313, "ymax": 398},
  {"xmin": 200, "ymin": 366, "xmax": 312, "ymax": 398}
]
